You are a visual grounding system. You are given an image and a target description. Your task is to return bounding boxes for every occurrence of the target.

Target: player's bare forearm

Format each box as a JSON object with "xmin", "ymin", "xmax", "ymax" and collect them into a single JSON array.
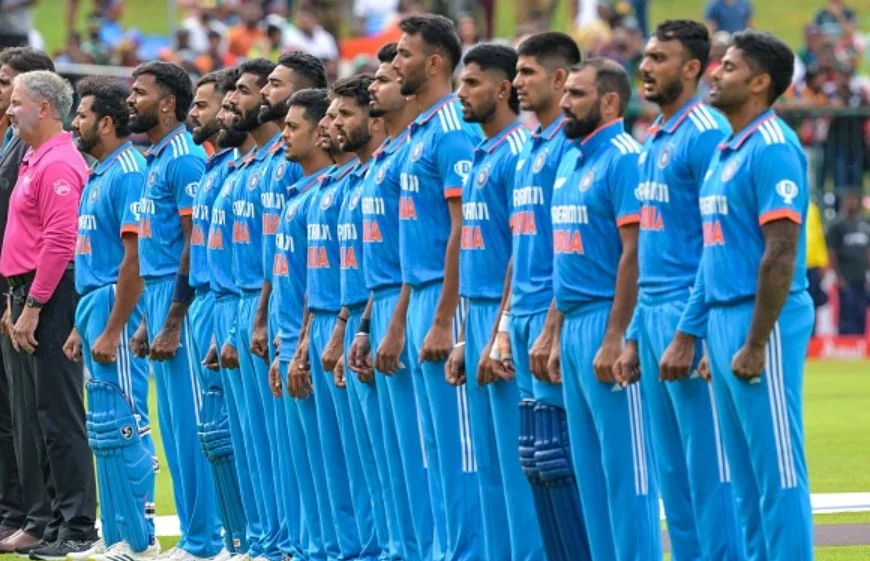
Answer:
[
  {"xmin": 433, "ymin": 199, "xmax": 462, "ymax": 328},
  {"xmin": 362, "ymin": 294, "xmax": 373, "ymax": 321},
  {"xmin": 606, "ymin": 225, "xmax": 639, "ymax": 340},
  {"xmin": 388, "ymin": 284, "xmax": 411, "ymax": 334},
  {"xmin": 254, "ymin": 280, "xmax": 273, "ymax": 329},
  {"xmin": 104, "ymin": 235, "xmax": 144, "ymax": 336},
  {"xmin": 747, "ymin": 219, "xmax": 799, "ymax": 349},
  {"xmin": 490, "ymin": 259, "xmax": 513, "ymax": 341},
  {"xmin": 166, "ymin": 216, "xmax": 194, "ymax": 327}
]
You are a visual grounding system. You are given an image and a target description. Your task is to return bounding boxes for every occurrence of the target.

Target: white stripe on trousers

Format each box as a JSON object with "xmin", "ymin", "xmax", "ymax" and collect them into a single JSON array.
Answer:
[
  {"xmin": 626, "ymin": 384, "xmax": 649, "ymax": 495},
  {"xmin": 183, "ymin": 318, "xmax": 202, "ymax": 423},
  {"xmin": 766, "ymin": 323, "xmax": 797, "ymax": 489},
  {"xmin": 454, "ymin": 299, "xmax": 475, "ymax": 473},
  {"xmin": 707, "ymin": 384, "xmax": 731, "ymax": 483}
]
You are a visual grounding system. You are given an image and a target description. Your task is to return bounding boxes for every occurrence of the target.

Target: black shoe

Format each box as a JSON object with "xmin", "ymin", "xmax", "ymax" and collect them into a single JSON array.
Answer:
[
  {"xmin": 28, "ymin": 539, "xmax": 96, "ymax": 561},
  {"xmin": 14, "ymin": 539, "xmax": 49, "ymax": 558}
]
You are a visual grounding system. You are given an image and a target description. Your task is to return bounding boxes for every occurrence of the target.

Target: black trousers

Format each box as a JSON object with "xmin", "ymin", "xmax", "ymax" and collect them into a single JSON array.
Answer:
[
  {"xmin": 0, "ymin": 322, "xmax": 24, "ymax": 531},
  {"xmin": 7, "ymin": 271, "xmax": 95, "ymax": 540}
]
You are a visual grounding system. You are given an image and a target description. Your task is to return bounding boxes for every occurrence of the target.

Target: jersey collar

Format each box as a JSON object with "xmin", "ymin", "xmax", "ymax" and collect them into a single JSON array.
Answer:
[
  {"xmin": 532, "ymin": 114, "xmax": 566, "ymax": 141},
  {"xmin": 351, "ymin": 158, "xmax": 373, "ymax": 179},
  {"xmin": 477, "ymin": 120, "xmax": 525, "ymax": 154},
  {"xmin": 647, "ymin": 97, "xmax": 704, "ymax": 136},
  {"xmin": 22, "ymin": 131, "xmax": 74, "ymax": 167},
  {"xmin": 720, "ymin": 109, "xmax": 776, "ymax": 152},
  {"xmin": 384, "ymin": 128, "xmax": 411, "ymax": 156},
  {"xmin": 145, "ymin": 124, "xmax": 186, "ymax": 158},
  {"xmin": 577, "ymin": 118, "xmax": 625, "ymax": 161},
  {"xmin": 206, "ymin": 147, "xmax": 236, "ymax": 171},
  {"xmin": 254, "ymin": 132, "xmax": 283, "ymax": 162},
  {"xmin": 91, "ymin": 140, "xmax": 135, "ymax": 176},
  {"xmin": 414, "ymin": 93, "xmax": 458, "ymax": 126},
  {"xmin": 324, "ymin": 157, "xmax": 359, "ymax": 185},
  {"xmin": 293, "ymin": 167, "xmax": 329, "ymax": 195}
]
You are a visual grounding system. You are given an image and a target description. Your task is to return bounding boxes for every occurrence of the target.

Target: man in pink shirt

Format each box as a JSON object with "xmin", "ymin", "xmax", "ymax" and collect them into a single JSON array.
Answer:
[{"xmin": 1, "ymin": 70, "xmax": 98, "ymax": 559}]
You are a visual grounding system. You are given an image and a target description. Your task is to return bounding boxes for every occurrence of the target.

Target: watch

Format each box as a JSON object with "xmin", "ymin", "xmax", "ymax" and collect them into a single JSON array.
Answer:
[{"xmin": 25, "ymin": 296, "xmax": 45, "ymax": 309}]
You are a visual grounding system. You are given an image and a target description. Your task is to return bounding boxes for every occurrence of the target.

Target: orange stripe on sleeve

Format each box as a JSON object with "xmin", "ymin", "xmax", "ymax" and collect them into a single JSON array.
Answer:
[
  {"xmin": 759, "ymin": 209, "xmax": 801, "ymax": 226},
  {"xmin": 616, "ymin": 213, "xmax": 641, "ymax": 227},
  {"xmin": 178, "ymin": 208, "xmax": 193, "ymax": 217},
  {"xmin": 120, "ymin": 225, "xmax": 139, "ymax": 236},
  {"xmin": 444, "ymin": 187, "xmax": 462, "ymax": 199}
]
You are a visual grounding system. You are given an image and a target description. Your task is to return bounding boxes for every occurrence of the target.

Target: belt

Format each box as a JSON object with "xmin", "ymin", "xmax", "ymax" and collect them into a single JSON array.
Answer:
[{"xmin": 6, "ymin": 263, "xmax": 74, "ymax": 290}]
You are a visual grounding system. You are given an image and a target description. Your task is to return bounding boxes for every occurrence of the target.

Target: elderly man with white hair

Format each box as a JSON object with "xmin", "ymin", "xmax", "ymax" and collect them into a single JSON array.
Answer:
[{"xmin": 1, "ymin": 70, "xmax": 97, "ymax": 560}]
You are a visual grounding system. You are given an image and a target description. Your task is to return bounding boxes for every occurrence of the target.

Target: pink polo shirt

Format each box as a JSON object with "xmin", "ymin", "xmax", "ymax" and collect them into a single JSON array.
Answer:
[{"xmin": 0, "ymin": 132, "xmax": 87, "ymax": 301}]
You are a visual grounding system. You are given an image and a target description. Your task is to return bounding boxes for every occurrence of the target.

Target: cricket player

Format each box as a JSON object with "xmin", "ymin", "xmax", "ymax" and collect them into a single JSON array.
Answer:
[
  {"xmin": 304, "ymin": 91, "xmax": 373, "ymax": 561},
  {"xmin": 126, "ymin": 61, "xmax": 222, "ymax": 560},
  {"xmin": 331, "ymin": 75, "xmax": 401, "ymax": 560},
  {"xmin": 548, "ymin": 58, "xmax": 660, "ymax": 561},
  {"xmin": 257, "ymin": 52, "xmax": 325, "ymax": 561},
  {"xmin": 270, "ymin": 88, "xmax": 334, "ymax": 561},
  {"xmin": 64, "ymin": 77, "xmax": 158, "ymax": 561},
  {"xmin": 392, "ymin": 15, "xmax": 482, "ymax": 559},
  {"xmin": 187, "ymin": 68, "xmax": 248, "ymax": 560},
  {"xmin": 682, "ymin": 30, "xmax": 813, "ymax": 561},
  {"xmin": 206, "ymin": 83, "xmax": 264, "ymax": 560},
  {"xmin": 446, "ymin": 43, "xmax": 542, "ymax": 561},
  {"xmin": 225, "ymin": 58, "xmax": 285, "ymax": 561},
  {"xmin": 354, "ymin": 42, "xmax": 432, "ymax": 561},
  {"xmin": 488, "ymin": 32, "xmax": 588, "ymax": 560},
  {"xmin": 613, "ymin": 20, "xmax": 743, "ymax": 561}
]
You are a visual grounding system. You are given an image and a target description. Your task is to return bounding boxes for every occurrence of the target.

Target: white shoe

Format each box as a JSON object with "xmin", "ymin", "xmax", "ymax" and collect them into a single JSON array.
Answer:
[
  {"xmin": 90, "ymin": 541, "xmax": 131, "ymax": 561},
  {"xmin": 153, "ymin": 548, "xmax": 184, "ymax": 561},
  {"xmin": 108, "ymin": 541, "xmax": 161, "ymax": 561},
  {"xmin": 210, "ymin": 550, "xmax": 232, "ymax": 561},
  {"xmin": 227, "ymin": 554, "xmax": 250, "ymax": 561},
  {"xmin": 175, "ymin": 553, "xmax": 223, "ymax": 561},
  {"xmin": 68, "ymin": 539, "xmax": 105, "ymax": 561}
]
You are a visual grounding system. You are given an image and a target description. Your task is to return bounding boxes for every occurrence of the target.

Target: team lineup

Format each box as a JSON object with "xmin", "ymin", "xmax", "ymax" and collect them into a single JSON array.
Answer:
[{"xmin": 25, "ymin": 12, "xmax": 813, "ymax": 561}]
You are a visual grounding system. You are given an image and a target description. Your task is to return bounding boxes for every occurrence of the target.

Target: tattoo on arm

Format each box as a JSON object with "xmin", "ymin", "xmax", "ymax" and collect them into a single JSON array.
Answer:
[{"xmin": 747, "ymin": 219, "xmax": 800, "ymax": 348}]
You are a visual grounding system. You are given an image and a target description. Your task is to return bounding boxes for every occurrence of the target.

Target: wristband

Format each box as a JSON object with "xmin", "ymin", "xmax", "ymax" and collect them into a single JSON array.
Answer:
[
  {"xmin": 497, "ymin": 311, "xmax": 510, "ymax": 333},
  {"xmin": 489, "ymin": 344, "xmax": 501, "ymax": 361},
  {"xmin": 354, "ymin": 332, "xmax": 369, "ymax": 339},
  {"xmin": 453, "ymin": 341, "xmax": 465, "ymax": 349},
  {"xmin": 337, "ymin": 314, "xmax": 348, "ymax": 323},
  {"xmin": 171, "ymin": 273, "xmax": 195, "ymax": 305},
  {"xmin": 359, "ymin": 318, "xmax": 371, "ymax": 334}
]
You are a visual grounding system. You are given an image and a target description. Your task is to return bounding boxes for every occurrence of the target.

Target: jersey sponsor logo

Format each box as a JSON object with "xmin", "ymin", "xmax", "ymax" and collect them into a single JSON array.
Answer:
[
  {"xmin": 320, "ymin": 190, "xmax": 334, "ymax": 210},
  {"xmin": 53, "ymin": 180, "xmax": 72, "ymax": 196},
  {"xmin": 721, "ymin": 159, "xmax": 739, "ymax": 182},
  {"xmin": 657, "ymin": 145, "xmax": 671, "ymax": 169},
  {"xmin": 129, "ymin": 201, "xmax": 141, "ymax": 222},
  {"xmin": 411, "ymin": 142, "xmax": 424, "ymax": 161},
  {"xmin": 533, "ymin": 151, "xmax": 547, "ymax": 173},
  {"xmin": 347, "ymin": 188, "xmax": 362, "ymax": 210},
  {"xmin": 185, "ymin": 182, "xmax": 199, "ymax": 198},
  {"xmin": 776, "ymin": 179, "xmax": 798, "ymax": 204},
  {"xmin": 475, "ymin": 166, "xmax": 489, "ymax": 188},
  {"xmin": 454, "ymin": 160, "xmax": 472, "ymax": 183},
  {"xmin": 580, "ymin": 172, "xmax": 594, "ymax": 192},
  {"xmin": 274, "ymin": 162, "xmax": 286, "ymax": 181}
]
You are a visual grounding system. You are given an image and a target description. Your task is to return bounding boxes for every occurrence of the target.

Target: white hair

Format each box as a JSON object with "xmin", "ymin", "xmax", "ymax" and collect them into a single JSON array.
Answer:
[{"xmin": 12, "ymin": 70, "xmax": 74, "ymax": 121}]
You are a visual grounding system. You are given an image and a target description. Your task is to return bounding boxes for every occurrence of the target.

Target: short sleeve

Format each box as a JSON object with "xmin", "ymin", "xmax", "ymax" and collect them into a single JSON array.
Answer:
[
  {"xmin": 751, "ymin": 142, "xmax": 806, "ymax": 226},
  {"xmin": 608, "ymin": 153, "xmax": 641, "ymax": 227},
  {"xmin": 687, "ymin": 127, "xmax": 728, "ymax": 184},
  {"xmin": 167, "ymin": 154, "xmax": 206, "ymax": 216},
  {"xmin": 115, "ymin": 172, "xmax": 145, "ymax": 235},
  {"xmin": 435, "ymin": 130, "xmax": 475, "ymax": 199}
]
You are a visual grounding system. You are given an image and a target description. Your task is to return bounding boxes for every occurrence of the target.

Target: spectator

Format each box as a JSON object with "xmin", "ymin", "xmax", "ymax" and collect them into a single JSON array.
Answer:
[
  {"xmin": 195, "ymin": 28, "xmax": 238, "ymax": 74},
  {"xmin": 80, "ymin": 13, "xmax": 112, "ymax": 65},
  {"xmin": 249, "ymin": 23, "xmax": 284, "ymax": 60},
  {"xmin": 283, "ymin": 5, "xmax": 339, "ymax": 77},
  {"xmin": 1, "ymin": 69, "xmax": 97, "ymax": 559},
  {"xmin": 827, "ymin": 189, "xmax": 870, "ymax": 335},
  {"xmin": 354, "ymin": 0, "xmax": 399, "ymax": 36},
  {"xmin": 806, "ymin": 200, "xmax": 830, "ymax": 331},
  {"xmin": 705, "ymin": 0, "xmax": 753, "ymax": 34},
  {"xmin": 0, "ymin": 0, "xmax": 35, "ymax": 49},
  {"xmin": 228, "ymin": 2, "xmax": 265, "ymax": 57},
  {"xmin": 814, "ymin": 0, "xmax": 857, "ymax": 38},
  {"xmin": 824, "ymin": 63, "xmax": 867, "ymax": 188}
]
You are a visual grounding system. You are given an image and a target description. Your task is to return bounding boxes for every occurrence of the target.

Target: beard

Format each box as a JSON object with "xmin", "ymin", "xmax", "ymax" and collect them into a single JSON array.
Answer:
[
  {"xmin": 192, "ymin": 119, "xmax": 222, "ymax": 145},
  {"xmin": 218, "ymin": 126, "xmax": 248, "ymax": 148},
  {"xmin": 369, "ymin": 105, "xmax": 386, "ymax": 118},
  {"xmin": 644, "ymin": 75, "xmax": 684, "ymax": 106},
  {"xmin": 709, "ymin": 81, "xmax": 749, "ymax": 113},
  {"xmin": 340, "ymin": 124, "xmax": 371, "ymax": 153},
  {"xmin": 128, "ymin": 109, "xmax": 159, "ymax": 134},
  {"xmin": 463, "ymin": 97, "xmax": 497, "ymax": 124},
  {"xmin": 399, "ymin": 66, "xmax": 426, "ymax": 96},
  {"xmin": 232, "ymin": 106, "xmax": 261, "ymax": 133},
  {"xmin": 74, "ymin": 124, "xmax": 100, "ymax": 155},
  {"xmin": 563, "ymin": 100, "xmax": 603, "ymax": 140},
  {"xmin": 259, "ymin": 96, "xmax": 291, "ymax": 124}
]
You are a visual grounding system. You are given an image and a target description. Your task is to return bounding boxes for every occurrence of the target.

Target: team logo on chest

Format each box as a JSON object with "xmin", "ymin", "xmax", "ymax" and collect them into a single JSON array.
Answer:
[
  {"xmin": 411, "ymin": 142, "xmax": 424, "ymax": 161},
  {"xmin": 320, "ymin": 190, "xmax": 334, "ymax": 210},
  {"xmin": 274, "ymin": 162, "xmax": 286, "ymax": 181},
  {"xmin": 148, "ymin": 169, "xmax": 158, "ymax": 187},
  {"xmin": 475, "ymin": 165, "xmax": 489, "ymax": 188},
  {"xmin": 580, "ymin": 171, "xmax": 595, "ymax": 192},
  {"xmin": 721, "ymin": 159, "xmax": 740, "ymax": 182},
  {"xmin": 248, "ymin": 172, "xmax": 260, "ymax": 190},
  {"xmin": 375, "ymin": 163, "xmax": 388, "ymax": 184},
  {"xmin": 90, "ymin": 186, "xmax": 99, "ymax": 202},
  {"xmin": 657, "ymin": 145, "xmax": 671, "ymax": 169},
  {"xmin": 533, "ymin": 150, "xmax": 547, "ymax": 173}
]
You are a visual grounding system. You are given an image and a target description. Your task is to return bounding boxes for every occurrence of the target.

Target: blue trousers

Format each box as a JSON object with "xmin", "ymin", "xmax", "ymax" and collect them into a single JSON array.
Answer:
[
  {"xmin": 510, "ymin": 312, "xmax": 563, "ymax": 407},
  {"xmin": 561, "ymin": 301, "xmax": 661, "ymax": 561},
  {"xmin": 236, "ymin": 291, "xmax": 282, "ymax": 561},
  {"xmin": 635, "ymin": 291, "xmax": 742, "ymax": 561},
  {"xmin": 143, "ymin": 278, "xmax": 221, "ymax": 557},
  {"xmin": 370, "ymin": 287, "xmax": 436, "ymax": 561},
  {"xmin": 76, "ymin": 285, "xmax": 154, "ymax": 547},
  {"xmin": 345, "ymin": 310, "xmax": 400, "ymax": 560},
  {"xmin": 308, "ymin": 312, "xmax": 374, "ymax": 561},
  {"xmin": 464, "ymin": 300, "xmax": 544, "ymax": 561},
  {"xmin": 215, "ymin": 294, "xmax": 262, "ymax": 557},
  {"xmin": 706, "ymin": 294, "xmax": 814, "ymax": 561},
  {"xmin": 407, "ymin": 283, "xmax": 481, "ymax": 561}
]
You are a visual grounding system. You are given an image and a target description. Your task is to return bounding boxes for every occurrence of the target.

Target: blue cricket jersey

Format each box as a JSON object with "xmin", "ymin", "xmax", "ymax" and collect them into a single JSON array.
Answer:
[
  {"xmin": 191, "ymin": 147, "xmax": 236, "ymax": 289},
  {"xmin": 399, "ymin": 94, "xmax": 480, "ymax": 287},
  {"xmin": 338, "ymin": 159, "xmax": 372, "ymax": 309},
  {"xmin": 459, "ymin": 121, "xmax": 528, "ymax": 300},
  {"xmin": 75, "ymin": 141, "xmax": 145, "ymax": 295},
  {"xmin": 274, "ymin": 169, "xmax": 331, "ymax": 357},
  {"xmin": 139, "ymin": 125, "xmax": 207, "ymax": 280},
  {"xmin": 362, "ymin": 130, "xmax": 410, "ymax": 291},
  {"xmin": 208, "ymin": 151, "xmax": 250, "ymax": 297},
  {"xmin": 552, "ymin": 119, "xmax": 642, "ymax": 313},
  {"xmin": 510, "ymin": 115, "xmax": 573, "ymax": 316},
  {"xmin": 231, "ymin": 135, "xmax": 282, "ymax": 291},
  {"xmin": 307, "ymin": 158, "xmax": 359, "ymax": 313},
  {"xmin": 260, "ymin": 136, "xmax": 303, "ymax": 278},
  {"xmin": 685, "ymin": 110, "xmax": 808, "ymax": 324},
  {"xmin": 637, "ymin": 98, "xmax": 730, "ymax": 296}
]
